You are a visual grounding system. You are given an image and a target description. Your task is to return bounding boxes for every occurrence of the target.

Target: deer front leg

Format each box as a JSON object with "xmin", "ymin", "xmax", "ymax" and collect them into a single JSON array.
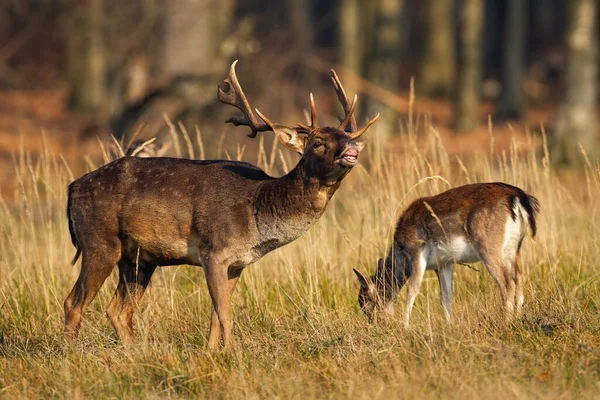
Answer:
[
  {"xmin": 208, "ymin": 308, "xmax": 221, "ymax": 349},
  {"xmin": 403, "ymin": 249, "xmax": 427, "ymax": 328},
  {"xmin": 436, "ymin": 262, "xmax": 454, "ymax": 322},
  {"xmin": 205, "ymin": 263, "xmax": 244, "ymax": 350}
]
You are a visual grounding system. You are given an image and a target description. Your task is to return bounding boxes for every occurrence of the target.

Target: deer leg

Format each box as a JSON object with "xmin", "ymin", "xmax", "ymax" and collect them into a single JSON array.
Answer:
[
  {"xmin": 514, "ymin": 260, "xmax": 524, "ymax": 318},
  {"xmin": 437, "ymin": 262, "xmax": 454, "ymax": 322},
  {"xmin": 482, "ymin": 257, "xmax": 514, "ymax": 321},
  {"xmin": 208, "ymin": 308, "xmax": 221, "ymax": 349},
  {"xmin": 106, "ymin": 259, "xmax": 156, "ymax": 343},
  {"xmin": 64, "ymin": 241, "xmax": 120, "ymax": 339},
  {"xmin": 505, "ymin": 275, "xmax": 516, "ymax": 321},
  {"xmin": 206, "ymin": 263, "xmax": 244, "ymax": 350},
  {"xmin": 208, "ymin": 269, "xmax": 241, "ymax": 348},
  {"xmin": 403, "ymin": 249, "xmax": 427, "ymax": 329}
]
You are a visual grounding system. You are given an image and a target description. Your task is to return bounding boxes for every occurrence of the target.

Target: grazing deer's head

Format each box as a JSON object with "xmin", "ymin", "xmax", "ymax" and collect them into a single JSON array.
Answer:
[
  {"xmin": 218, "ymin": 61, "xmax": 379, "ymax": 186},
  {"xmin": 353, "ymin": 258, "xmax": 398, "ymax": 321}
]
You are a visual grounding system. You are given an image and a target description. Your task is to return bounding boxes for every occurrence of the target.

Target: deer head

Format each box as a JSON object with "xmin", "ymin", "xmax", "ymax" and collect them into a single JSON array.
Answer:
[
  {"xmin": 354, "ymin": 257, "xmax": 398, "ymax": 321},
  {"xmin": 218, "ymin": 61, "xmax": 379, "ymax": 186}
]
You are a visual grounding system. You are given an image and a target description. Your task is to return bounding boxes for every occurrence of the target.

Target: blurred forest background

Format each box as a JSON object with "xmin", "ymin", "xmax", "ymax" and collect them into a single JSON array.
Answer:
[{"xmin": 0, "ymin": 0, "xmax": 597, "ymax": 198}]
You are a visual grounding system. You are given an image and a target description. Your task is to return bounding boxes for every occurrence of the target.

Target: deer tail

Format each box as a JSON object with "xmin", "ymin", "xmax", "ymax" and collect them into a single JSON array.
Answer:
[
  {"xmin": 514, "ymin": 192, "xmax": 540, "ymax": 238},
  {"xmin": 67, "ymin": 186, "xmax": 82, "ymax": 265}
]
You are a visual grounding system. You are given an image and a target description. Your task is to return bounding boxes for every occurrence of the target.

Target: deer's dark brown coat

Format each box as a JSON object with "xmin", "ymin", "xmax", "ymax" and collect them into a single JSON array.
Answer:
[{"xmin": 64, "ymin": 62, "xmax": 379, "ymax": 348}]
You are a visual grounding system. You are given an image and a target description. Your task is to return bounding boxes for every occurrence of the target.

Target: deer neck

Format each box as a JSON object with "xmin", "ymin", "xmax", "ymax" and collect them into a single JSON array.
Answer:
[
  {"xmin": 377, "ymin": 244, "xmax": 410, "ymax": 300},
  {"xmin": 254, "ymin": 158, "xmax": 340, "ymax": 246}
]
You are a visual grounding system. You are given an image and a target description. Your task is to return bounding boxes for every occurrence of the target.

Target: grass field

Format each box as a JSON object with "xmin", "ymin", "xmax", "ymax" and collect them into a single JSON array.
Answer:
[{"xmin": 1, "ymin": 118, "xmax": 599, "ymax": 399}]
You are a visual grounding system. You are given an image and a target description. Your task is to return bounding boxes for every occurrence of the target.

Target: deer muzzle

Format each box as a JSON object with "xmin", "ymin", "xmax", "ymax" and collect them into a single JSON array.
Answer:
[{"xmin": 337, "ymin": 146, "xmax": 360, "ymax": 167}]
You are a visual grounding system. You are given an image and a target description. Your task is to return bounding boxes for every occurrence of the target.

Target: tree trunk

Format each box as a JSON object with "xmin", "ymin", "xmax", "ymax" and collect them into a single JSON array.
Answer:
[
  {"xmin": 0, "ymin": 8, "xmax": 10, "ymax": 80},
  {"xmin": 151, "ymin": 0, "xmax": 234, "ymax": 155},
  {"xmin": 159, "ymin": 0, "xmax": 233, "ymax": 79},
  {"xmin": 339, "ymin": 0, "xmax": 366, "ymax": 95},
  {"xmin": 419, "ymin": 0, "xmax": 455, "ymax": 97},
  {"xmin": 287, "ymin": 0, "xmax": 313, "ymax": 83},
  {"xmin": 64, "ymin": 0, "xmax": 107, "ymax": 114},
  {"xmin": 365, "ymin": 0, "xmax": 404, "ymax": 138},
  {"xmin": 496, "ymin": 0, "xmax": 527, "ymax": 120},
  {"xmin": 454, "ymin": 0, "xmax": 484, "ymax": 132},
  {"xmin": 551, "ymin": 0, "xmax": 598, "ymax": 166}
]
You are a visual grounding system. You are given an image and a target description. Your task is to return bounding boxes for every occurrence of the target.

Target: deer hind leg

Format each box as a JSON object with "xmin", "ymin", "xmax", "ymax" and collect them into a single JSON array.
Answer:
[
  {"xmin": 505, "ymin": 271, "xmax": 517, "ymax": 321},
  {"xmin": 403, "ymin": 249, "xmax": 427, "ymax": 329},
  {"xmin": 106, "ymin": 259, "xmax": 156, "ymax": 343},
  {"xmin": 436, "ymin": 262, "xmax": 454, "ymax": 322},
  {"xmin": 64, "ymin": 240, "xmax": 120, "ymax": 339},
  {"xmin": 481, "ymin": 256, "xmax": 515, "ymax": 322},
  {"xmin": 513, "ymin": 260, "xmax": 524, "ymax": 318},
  {"xmin": 206, "ymin": 264, "xmax": 244, "ymax": 350}
]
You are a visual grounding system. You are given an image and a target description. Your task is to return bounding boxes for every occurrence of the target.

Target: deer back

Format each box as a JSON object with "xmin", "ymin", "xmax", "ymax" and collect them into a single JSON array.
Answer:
[
  {"xmin": 394, "ymin": 183, "xmax": 539, "ymax": 249},
  {"xmin": 68, "ymin": 157, "xmax": 272, "ymax": 265}
]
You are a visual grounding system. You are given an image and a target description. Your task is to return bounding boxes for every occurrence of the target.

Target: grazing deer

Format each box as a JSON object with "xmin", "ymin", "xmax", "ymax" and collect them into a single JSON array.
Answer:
[
  {"xmin": 64, "ymin": 61, "xmax": 379, "ymax": 348},
  {"xmin": 353, "ymin": 183, "xmax": 540, "ymax": 326}
]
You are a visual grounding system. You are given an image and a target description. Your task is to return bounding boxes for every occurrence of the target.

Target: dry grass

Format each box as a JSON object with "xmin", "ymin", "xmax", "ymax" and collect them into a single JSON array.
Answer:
[{"xmin": 1, "ymin": 114, "xmax": 600, "ymax": 399}]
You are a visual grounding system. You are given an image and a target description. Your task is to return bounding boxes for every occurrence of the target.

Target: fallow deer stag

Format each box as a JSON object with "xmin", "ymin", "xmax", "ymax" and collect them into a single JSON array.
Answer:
[
  {"xmin": 353, "ymin": 183, "xmax": 539, "ymax": 326},
  {"xmin": 64, "ymin": 61, "xmax": 379, "ymax": 348}
]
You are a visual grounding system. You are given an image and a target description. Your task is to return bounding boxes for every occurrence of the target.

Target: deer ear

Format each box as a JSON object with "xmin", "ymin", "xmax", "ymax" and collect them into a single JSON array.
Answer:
[
  {"xmin": 271, "ymin": 124, "xmax": 305, "ymax": 154},
  {"xmin": 353, "ymin": 268, "xmax": 370, "ymax": 289},
  {"xmin": 255, "ymin": 108, "xmax": 305, "ymax": 154}
]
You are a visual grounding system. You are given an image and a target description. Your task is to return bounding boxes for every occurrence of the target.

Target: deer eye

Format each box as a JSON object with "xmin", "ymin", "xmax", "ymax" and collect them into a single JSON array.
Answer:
[{"xmin": 312, "ymin": 141, "xmax": 323, "ymax": 149}]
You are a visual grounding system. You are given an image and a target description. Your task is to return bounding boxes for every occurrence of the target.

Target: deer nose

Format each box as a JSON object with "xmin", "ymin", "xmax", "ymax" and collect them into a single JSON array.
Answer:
[
  {"xmin": 337, "ymin": 142, "xmax": 360, "ymax": 158},
  {"xmin": 344, "ymin": 148, "xmax": 358, "ymax": 158},
  {"xmin": 337, "ymin": 144, "xmax": 359, "ymax": 166}
]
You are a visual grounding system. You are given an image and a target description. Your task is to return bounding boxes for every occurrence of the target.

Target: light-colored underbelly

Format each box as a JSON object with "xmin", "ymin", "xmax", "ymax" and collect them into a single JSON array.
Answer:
[{"xmin": 426, "ymin": 236, "xmax": 480, "ymax": 268}]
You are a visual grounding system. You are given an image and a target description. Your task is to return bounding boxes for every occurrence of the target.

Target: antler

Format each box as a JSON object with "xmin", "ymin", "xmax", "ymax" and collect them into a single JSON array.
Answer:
[
  {"xmin": 330, "ymin": 69, "xmax": 358, "ymax": 133},
  {"xmin": 296, "ymin": 93, "xmax": 319, "ymax": 134},
  {"xmin": 218, "ymin": 61, "xmax": 377, "ymax": 142},
  {"xmin": 330, "ymin": 69, "xmax": 380, "ymax": 140},
  {"xmin": 348, "ymin": 112, "xmax": 380, "ymax": 140},
  {"xmin": 217, "ymin": 60, "xmax": 271, "ymax": 138}
]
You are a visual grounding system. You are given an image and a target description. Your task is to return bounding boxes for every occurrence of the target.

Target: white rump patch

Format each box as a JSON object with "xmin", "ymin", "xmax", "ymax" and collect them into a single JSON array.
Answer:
[
  {"xmin": 503, "ymin": 199, "xmax": 526, "ymax": 270},
  {"xmin": 513, "ymin": 198, "xmax": 529, "ymax": 223}
]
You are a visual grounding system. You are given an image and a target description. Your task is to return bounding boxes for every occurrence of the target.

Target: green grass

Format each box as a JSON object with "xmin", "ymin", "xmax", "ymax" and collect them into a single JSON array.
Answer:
[{"xmin": 1, "ymin": 122, "xmax": 600, "ymax": 398}]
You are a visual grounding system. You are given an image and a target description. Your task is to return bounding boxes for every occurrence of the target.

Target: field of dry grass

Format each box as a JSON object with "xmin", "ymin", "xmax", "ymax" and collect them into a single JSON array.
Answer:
[{"xmin": 1, "ymin": 115, "xmax": 599, "ymax": 398}]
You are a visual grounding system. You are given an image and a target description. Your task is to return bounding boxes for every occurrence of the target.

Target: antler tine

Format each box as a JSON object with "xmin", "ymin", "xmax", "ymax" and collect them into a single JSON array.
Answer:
[
  {"xmin": 309, "ymin": 92, "xmax": 317, "ymax": 128},
  {"xmin": 330, "ymin": 69, "xmax": 358, "ymax": 133},
  {"xmin": 254, "ymin": 108, "xmax": 275, "ymax": 129},
  {"xmin": 218, "ymin": 60, "xmax": 271, "ymax": 138},
  {"xmin": 338, "ymin": 94, "xmax": 358, "ymax": 132},
  {"xmin": 349, "ymin": 113, "xmax": 380, "ymax": 140},
  {"xmin": 296, "ymin": 92, "xmax": 319, "ymax": 135}
]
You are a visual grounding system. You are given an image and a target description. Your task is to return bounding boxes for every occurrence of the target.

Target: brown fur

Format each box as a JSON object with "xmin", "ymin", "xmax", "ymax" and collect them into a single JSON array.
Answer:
[
  {"xmin": 65, "ymin": 68, "xmax": 375, "ymax": 349},
  {"xmin": 354, "ymin": 183, "xmax": 540, "ymax": 326}
]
